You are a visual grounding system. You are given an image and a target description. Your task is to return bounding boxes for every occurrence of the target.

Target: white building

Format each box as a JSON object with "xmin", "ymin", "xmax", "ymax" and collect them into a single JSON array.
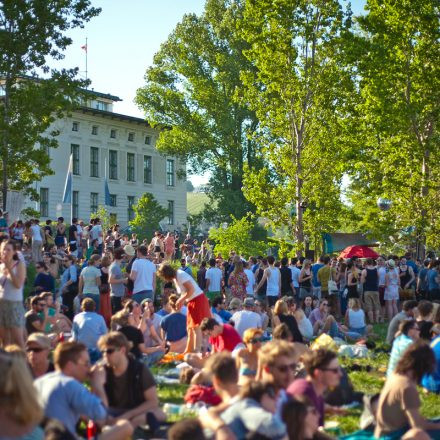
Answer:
[{"xmin": 26, "ymin": 90, "xmax": 187, "ymax": 228}]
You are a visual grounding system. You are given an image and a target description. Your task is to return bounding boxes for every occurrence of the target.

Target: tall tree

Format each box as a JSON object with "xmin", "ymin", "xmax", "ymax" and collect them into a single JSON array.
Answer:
[
  {"xmin": 0, "ymin": 0, "xmax": 100, "ymax": 209},
  {"xmin": 347, "ymin": 0, "xmax": 440, "ymax": 253},
  {"xmin": 239, "ymin": 0, "xmax": 354, "ymax": 255},
  {"xmin": 135, "ymin": 0, "xmax": 262, "ymax": 224}
]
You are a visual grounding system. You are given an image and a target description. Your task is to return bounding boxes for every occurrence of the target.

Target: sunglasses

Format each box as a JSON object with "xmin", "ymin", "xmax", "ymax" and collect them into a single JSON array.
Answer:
[
  {"xmin": 249, "ymin": 336, "xmax": 265, "ymax": 344},
  {"xmin": 26, "ymin": 346, "xmax": 46, "ymax": 353},
  {"xmin": 102, "ymin": 348, "xmax": 118, "ymax": 355},
  {"xmin": 273, "ymin": 362, "xmax": 297, "ymax": 373}
]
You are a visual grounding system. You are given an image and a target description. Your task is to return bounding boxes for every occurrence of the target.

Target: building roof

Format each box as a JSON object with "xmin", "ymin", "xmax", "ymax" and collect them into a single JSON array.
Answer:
[
  {"xmin": 83, "ymin": 89, "xmax": 121, "ymax": 102},
  {"xmin": 78, "ymin": 106, "xmax": 151, "ymax": 127}
]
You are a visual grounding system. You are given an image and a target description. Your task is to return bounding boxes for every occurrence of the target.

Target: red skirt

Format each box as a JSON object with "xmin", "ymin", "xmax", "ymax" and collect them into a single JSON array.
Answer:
[{"xmin": 187, "ymin": 293, "xmax": 211, "ymax": 329}]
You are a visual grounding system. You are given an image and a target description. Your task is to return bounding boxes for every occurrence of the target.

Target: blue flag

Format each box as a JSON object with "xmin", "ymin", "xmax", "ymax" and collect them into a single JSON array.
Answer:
[
  {"xmin": 104, "ymin": 177, "xmax": 111, "ymax": 206},
  {"xmin": 62, "ymin": 154, "xmax": 73, "ymax": 204}
]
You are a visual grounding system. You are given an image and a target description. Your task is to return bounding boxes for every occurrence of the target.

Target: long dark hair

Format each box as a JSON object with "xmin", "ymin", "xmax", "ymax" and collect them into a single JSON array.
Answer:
[
  {"xmin": 282, "ymin": 398, "xmax": 307, "ymax": 440},
  {"xmin": 395, "ymin": 340, "xmax": 435, "ymax": 383}
]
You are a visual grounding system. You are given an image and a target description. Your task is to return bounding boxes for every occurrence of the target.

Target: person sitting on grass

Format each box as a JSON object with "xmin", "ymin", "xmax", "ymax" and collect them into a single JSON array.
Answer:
[
  {"xmin": 387, "ymin": 319, "xmax": 420, "ymax": 377},
  {"xmin": 97, "ymin": 332, "xmax": 166, "ymax": 432},
  {"xmin": 211, "ymin": 296, "xmax": 232, "ymax": 324},
  {"xmin": 417, "ymin": 300, "xmax": 434, "ymax": 341},
  {"xmin": 272, "ymin": 299, "xmax": 304, "ymax": 343},
  {"xmin": 344, "ymin": 298, "xmax": 372, "ymax": 339},
  {"xmin": 273, "ymin": 323, "xmax": 293, "ymax": 342},
  {"xmin": 385, "ymin": 300, "xmax": 418, "ymax": 345},
  {"xmin": 287, "ymin": 348, "xmax": 345, "ymax": 427},
  {"xmin": 294, "ymin": 308, "xmax": 314, "ymax": 342},
  {"xmin": 236, "ymin": 328, "xmax": 264, "ymax": 385},
  {"xmin": 157, "ymin": 262, "xmax": 212, "ymax": 353},
  {"xmin": 375, "ymin": 340, "xmax": 440, "ymax": 438},
  {"xmin": 421, "ymin": 332, "xmax": 440, "ymax": 394},
  {"xmin": 160, "ymin": 294, "xmax": 188, "ymax": 353}
]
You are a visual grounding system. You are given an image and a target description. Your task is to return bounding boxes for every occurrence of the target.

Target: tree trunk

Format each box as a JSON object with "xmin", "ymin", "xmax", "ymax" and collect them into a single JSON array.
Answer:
[{"xmin": 417, "ymin": 148, "xmax": 430, "ymax": 260}]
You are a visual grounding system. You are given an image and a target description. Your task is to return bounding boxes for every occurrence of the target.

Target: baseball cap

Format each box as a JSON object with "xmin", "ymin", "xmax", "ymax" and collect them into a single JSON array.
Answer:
[
  {"xmin": 26, "ymin": 333, "xmax": 51, "ymax": 350},
  {"xmin": 123, "ymin": 244, "xmax": 136, "ymax": 256}
]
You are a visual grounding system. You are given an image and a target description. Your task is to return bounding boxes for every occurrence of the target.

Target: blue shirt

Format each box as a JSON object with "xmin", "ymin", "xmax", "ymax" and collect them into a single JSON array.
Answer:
[
  {"xmin": 212, "ymin": 307, "xmax": 232, "ymax": 323},
  {"xmin": 406, "ymin": 260, "xmax": 418, "ymax": 275},
  {"xmin": 428, "ymin": 269, "xmax": 439, "ymax": 291},
  {"xmin": 72, "ymin": 311, "xmax": 107, "ymax": 349},
  {"xmin": 312, "ymin": 263, "xmax": 324, "ymax": 287},
  {"xmin": 422, "ymin": 335, "xmax": 440, "ymax": 393},
  {"xmin": 160, "ymin": 312, "xmax": 187, "ymax": 342},
  {"xmin": 156, "ymin": 309, "xmax": 169, "ymax": 318},
  {"xmin": 387, "ymin": 334, "xmax": 413, "ymax": 377},
  {"xmin": 35, "ymin": 371, "xmax": 107, "ymax": 436},
  {"xmin": 60, "ymin": 265, "xmax": 78, "ymax": 290}
]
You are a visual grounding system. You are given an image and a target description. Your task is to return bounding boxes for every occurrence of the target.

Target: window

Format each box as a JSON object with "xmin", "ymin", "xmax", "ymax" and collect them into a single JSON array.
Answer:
[
  {"xmin": 109, "ymin": 150, "xmax": 118, "ymax": 180},
  {"xmin": 110, "ymin": 129, "xmax": 117, "ymax": 139},
  {"xmin": 167, "ymin": 200, "xmax": 174, "ymax": 225},
  {"xmin": 109, "ymin": 194, "xmax": 117, "ymax": 207},
  {"xmin": 145, "ymin": 136, "xmax": 151, "ymax": 145},
  {"xmin": 90, "ymin": 147, "xmax": 99, "ymax": 177},
  {"xmin": 92, "ymin": 125, "xmax": 98, "ymax": 135},
  {"xmin": 71, "ymin": 144, "xmax": 80, "ymax": 175},
  {"xmin": 90, "ymin": 192, "xmax": 98, "ymax": 213},
  {"xmin": 166, "ymin": 159, "xmax": 175, "ymax": 187},
  {"xmin": 72, "ymin": 122, "xmax": 79, "ymax": 132},
  {"xmin": 40, "ymin": 188, "xmax": 49, "ymax": 217},
  {"xmin": 127, "ymin": 153, "xmax": 135, "ymax": 182},
  {"xmin": 73, "ymin": 191, "xmax": 79, "ymax": 218},
  {"xmin": 143, "ymin": 155, "xmax": 152, "ymax": 184},
  {"xmin": 96, "ymin": 101, "xmax": 108, "ymax": 111},
  {"xmin": 128, "ymin": 132, "xmax": 135, "ymax": 142},
  {"xmin": 127, "ymin": 196, "xmax": 135, "ymax": 221}
]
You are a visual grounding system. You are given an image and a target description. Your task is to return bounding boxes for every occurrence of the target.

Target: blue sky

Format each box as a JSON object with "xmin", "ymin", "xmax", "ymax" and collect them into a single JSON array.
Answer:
[{"xmin": 54, "ymin": 0, "xmax": 366, "ymax": 184}]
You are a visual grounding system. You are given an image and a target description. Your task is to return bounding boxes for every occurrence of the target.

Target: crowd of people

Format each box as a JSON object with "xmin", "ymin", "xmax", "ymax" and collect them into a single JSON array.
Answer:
[{"xmin": 0, "ymin": 210, "xmax": 439, "ymax": 440}]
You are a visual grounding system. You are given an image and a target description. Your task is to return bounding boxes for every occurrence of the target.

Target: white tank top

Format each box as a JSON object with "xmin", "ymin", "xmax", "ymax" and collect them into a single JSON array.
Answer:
[
  {"xmin": 266, "ymin": 267, "xmax": 280, "ymax": 296},
  {"xmin": 0, "ymin": 263, "xmax": 24, "ymax": 301}
]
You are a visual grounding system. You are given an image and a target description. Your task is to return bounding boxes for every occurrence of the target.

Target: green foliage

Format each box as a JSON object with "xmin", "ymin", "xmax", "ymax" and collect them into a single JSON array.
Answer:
[
  {"xmin": 0, "ymin": 1, "xmax": 101, "ymax": 209},
  {"xmin": 90, "ymin": 206, "xmax": 115, "ymax": 234},
  {"xmin": 343, "ymin": 0, "xmax": 440, "ymax": 252},
  {"xmin": 129, "ymin": 193, "xmax": 168, "ymax": 242},
  {"xmin": 21, "ymin": 207, "xmax": 40, "ymax": 220},
  {"xmin": 239, "ymin": 0, "xmax": 355, "ymax": 255},
  {"xmin": 209, "ymin": 214, "xmax": 267, "ymax": 257},
  {"xmin": 135, "ymin": 0, "xmax": 263, "ymax": 223}
]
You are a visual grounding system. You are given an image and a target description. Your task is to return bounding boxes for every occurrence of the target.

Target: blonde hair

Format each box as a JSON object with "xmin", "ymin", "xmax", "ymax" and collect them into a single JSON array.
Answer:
[
  {"xmin": 233, "ymin": 260, "xmax": 244, "ymax": 274},
  {"xmin": 243, "ymin": 328, "xmax": 263, "ymax": 344},
  {"xmin": 98, "ymin": 331, "xmax": 132, "ymax": 352},
  {"xmin": 0, "ymin": 350, "xmax": 43, "ymax": 426},
  {"xmin": 4, "ymin": 344, "xmax": 27, "ymax": 361},
  {"xmin": 274, "ymin": 299, "xmax": 288, "ymax": 315},
  {"xmin": 258, "ymin": 340, "xmax": 296, "ymax": 367},
  {"xmin": 111, "ymin": 310, "xmax": 130, "ymax": 329},
  {"xmin": 348, "ymin": 298, "xmax": 361, "ymax": 310}
]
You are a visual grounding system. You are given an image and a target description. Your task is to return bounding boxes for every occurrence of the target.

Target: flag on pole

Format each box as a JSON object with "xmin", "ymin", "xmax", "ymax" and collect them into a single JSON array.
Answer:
[
  {"xmin": 104, "ymin": 177, "xmax": 111, "ymax": 206},
  {"xmin": 81, "ymin": 44, "xmax": 87, "ymax": 52},
  {"xmin": 62, "ymin": 154, "xmax": 73, "ymax": 204}
]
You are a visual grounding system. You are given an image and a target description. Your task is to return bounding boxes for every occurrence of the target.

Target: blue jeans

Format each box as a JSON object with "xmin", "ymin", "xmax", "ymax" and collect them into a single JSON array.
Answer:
[
  {"xmin": 132, "ymin": 290, "xmax": 154, "ymax": 304},
  {"xmin": 142, "ymin": 349, "xmax": 164, "ymax": 366},
  {"xmin": 84, "ymin": 293, "xmax": 100, "ymax": 310}
]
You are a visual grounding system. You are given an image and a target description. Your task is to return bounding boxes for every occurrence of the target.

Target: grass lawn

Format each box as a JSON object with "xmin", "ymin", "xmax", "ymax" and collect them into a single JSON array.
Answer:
[{"xmin": 155, "ymin": 324, "xmax": 440, "ymax": 435}]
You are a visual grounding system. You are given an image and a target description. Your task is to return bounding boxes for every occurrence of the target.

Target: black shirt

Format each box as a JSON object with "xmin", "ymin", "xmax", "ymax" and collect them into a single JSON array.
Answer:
[
  {"xmin": 280, "ymin": 266, "xmax": 293, "ymax": 295},
  {"xmin": 118, "ymin": 326, "xmax": 144, "ymax": 359},
  {"xmin": 25, "ymin": 311, "xmax": 43, "ymax": 335},
  {"xmin": 68, "ymin": 224, "xmax": 77, "ymax": 242}
]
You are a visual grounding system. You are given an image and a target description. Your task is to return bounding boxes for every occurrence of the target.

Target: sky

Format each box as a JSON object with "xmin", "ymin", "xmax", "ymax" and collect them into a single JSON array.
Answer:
[{"xmin": 53, "ymin": 0, "xmax": 367, "ymax": 185}]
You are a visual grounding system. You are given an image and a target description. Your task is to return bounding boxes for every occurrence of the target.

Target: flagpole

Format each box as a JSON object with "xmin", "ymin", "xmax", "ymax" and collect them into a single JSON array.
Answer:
[{"xmin": 85, "ymin": 37, "xmax": 88, "ymax": 84}]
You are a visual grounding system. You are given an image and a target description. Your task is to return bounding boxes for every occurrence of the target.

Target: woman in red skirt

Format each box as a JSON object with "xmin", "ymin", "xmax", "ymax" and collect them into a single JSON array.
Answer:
[{"xmin": 157, "ymin": 263, "xmax": 211, "ymax": 353}]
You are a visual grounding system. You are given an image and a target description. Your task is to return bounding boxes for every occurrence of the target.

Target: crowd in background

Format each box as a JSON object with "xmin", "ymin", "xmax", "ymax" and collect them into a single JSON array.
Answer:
[{"xmin": 0, "ymin": 209, "xmax": 439, "ymax": 440}]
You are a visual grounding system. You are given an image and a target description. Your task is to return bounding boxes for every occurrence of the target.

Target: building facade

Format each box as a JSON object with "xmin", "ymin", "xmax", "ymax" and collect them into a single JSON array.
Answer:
[{"xmin": 27, "ymin": 91, "xmax": 187, "ymax": 229}]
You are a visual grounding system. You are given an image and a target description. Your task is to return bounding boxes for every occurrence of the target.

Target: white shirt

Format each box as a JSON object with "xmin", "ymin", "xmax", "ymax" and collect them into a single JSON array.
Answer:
[
  {"xmin": 231, "ymin": 310, "xmax": 262, "ymax": 337},
  {"xmin": 76, "ymin": 224, "xmax": 83, "ymax": 241},
  {"xmin": 90, "ymin": 224, "xmax": 103, "ymax": 245},
  {"xmin": 244, "ymin": 269, "xmax": 255, "ymax": 295},
  {"xmin": 30, "ymin": 224, "xmax": 42, "ymax": 241},
  {"xmin": 266, "ymin": 267, "xmax": 280, "ymax": 296},
  {"xmin": 378, "ymin": 266, "xmax": 387, "ymax": 286},
  {"xmin": 205, "ymin": 267, "xmax": 223, "ymax": 292},
  {"xmin": 289, "ymin": 266, "xmax": 301, "ymax": 288},
  {"xmin": 176, "ymin": 269, "xmax": 203, "ymax": 301},
  {"xmin": 131, "ymin": 258, "xmax": 156, "ymax": 293}
]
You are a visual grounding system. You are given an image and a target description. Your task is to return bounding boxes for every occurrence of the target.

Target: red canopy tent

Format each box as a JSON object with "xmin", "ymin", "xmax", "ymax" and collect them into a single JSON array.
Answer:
[{"xmin": 339, "ymin": 245, "xmax": 379, "ymax": 259}]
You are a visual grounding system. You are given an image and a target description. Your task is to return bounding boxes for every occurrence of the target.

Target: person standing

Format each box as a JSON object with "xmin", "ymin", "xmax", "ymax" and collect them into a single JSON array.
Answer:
[
  {"xmin": 311, "ymin": 256, "xmax": 325, "ymax": 299},
  {"xmin": 280, "ymin": 257, "xmax": 294, "ymax": 297},
  {"xmin": 361, "ymin": 258, "xmax": 381, "ymax": 323},
  {"xmin": 243, "ymin": 261, "xmax": 255, "ymax": 297},
  {"xmin": 68, "ymin": 218, "xmax": 78, "ymax": 258},
  {"xmin": 228, "ymin": 260, "xmax": 248, "ymax": 302},
  {"xmin": 377, "ymin": 257, "xmax": 387, "ymax": 321},
  {"xmin": 399, "ymin": 257, "xmax": 416, "ymax": 301},
  {"xmin": 79, "ymin": 254, "xmax": 102, "ymax": 310},
  {"xmin": 299, "ymin": 259, "xmax": 313, "ymax": 300},
  {"xmin": 385, "ymin": 259, "xmax": 400, "ymax": 319},
  {"xmin": 90, "ymin": 218, "xmax": 103, "ymax": 254},
  {"xmin": 0, "ymin": 240, "xmax": 26, "ymax": 347},
  {"xmin": 289, "ymin": 258, "xmax": 301, "ymax": 297},
  {"xmin": 54, "ymin": 217, "xmax": 66, "ymax": 248},
  {"xmin": 130, "ymin": 245, "xmax": 157, "ymax": 303},
  {"xmin": 109, "ymin": 248, "xmax": 127, "ymax": 314},
  {"xmin": 196, "ymin": 261, "xmax": 207, "ymax": 291},
  {"xmin": 164, "ymin": 232, "xmax": 175, "ymax": 260},
  {"xmin": 257, "ymin": 256, "xmax": 280, "ymax": 307},
  {"xmin": 60, "ymin": 255, "xmax": 78, "ymax": 320},
  {"xmin": 30, "ymin": 219, "xmax": 44, "ymax": 262}
]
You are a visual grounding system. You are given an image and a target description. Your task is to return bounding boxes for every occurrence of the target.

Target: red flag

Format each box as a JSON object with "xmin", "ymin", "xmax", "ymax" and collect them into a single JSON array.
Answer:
[{"xmin": 81, "ymin": 44, "xmax": 87, "ymax": 52}]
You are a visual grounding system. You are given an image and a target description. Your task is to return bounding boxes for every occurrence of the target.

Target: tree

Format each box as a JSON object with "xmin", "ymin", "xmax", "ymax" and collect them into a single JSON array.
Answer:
[
  {"xmin": 186, "ymin": 180, "xmax": 195, "ymax": 192},
  {"xmin": 208, "ymin": 214, "xmax": 267, "ymax": 258},
  {"xmin": 90, "ymin": 205, "xmax": 115, "ymax": 235},
  {"xmin": 129, "ymin": 193, "xmax": 169, "ymax": 242},
  {"xmin": 239, "ymin": 0, "xmax": 355, "ymax": 255},
  {"xmin": 135, "ymin": 0, "xmax": 263, "ymax": 223},
  {"xmin": 0, "ymin": 0, "xmax": 101, "ymax": 209},
  {"xmin": 346, "ymin": 0, "xmax": 440, "ymax": 253}
]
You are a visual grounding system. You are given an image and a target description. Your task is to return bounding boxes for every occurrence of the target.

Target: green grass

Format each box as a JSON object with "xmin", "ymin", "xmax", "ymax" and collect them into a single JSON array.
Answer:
[{"xmin": 187, "ymin": 192, "xmax": 211, "ymax": 215}]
